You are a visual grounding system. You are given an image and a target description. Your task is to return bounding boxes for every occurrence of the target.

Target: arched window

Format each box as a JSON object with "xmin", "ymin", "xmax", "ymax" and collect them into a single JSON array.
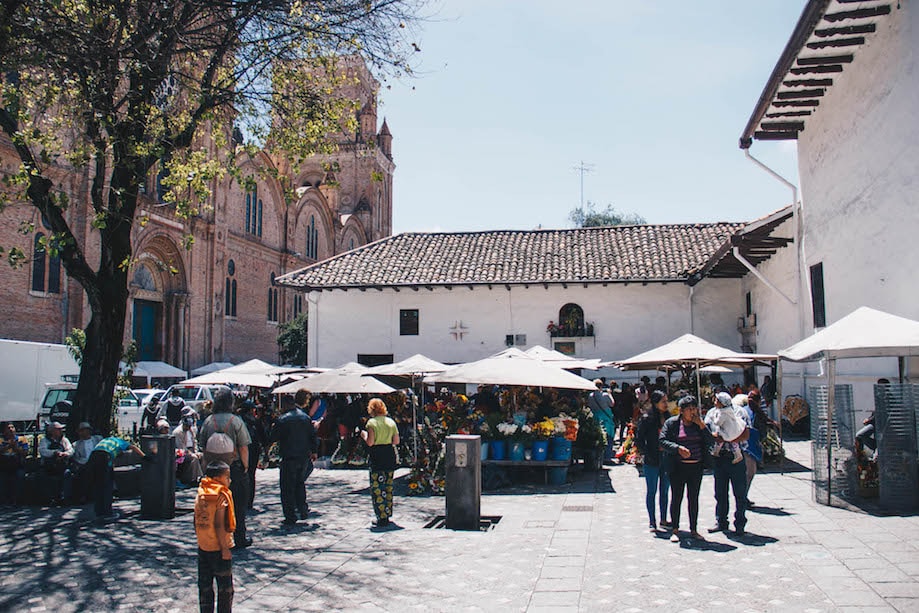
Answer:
[
  {"xmin": 225, "ymin": 259, "xmax": 237, "ymax": 317},
  {"xmin": 267, "ymin": 273, "xmax": 279, "ymax": 322},
  {"xmin": 558, "ymin": 303, "xmax": 585, "ymax": 336},
  {"xmin": 31, "ymin": 233, "xmax": 46, "ymax": 292},
  {"xmin": 292, "ymin": 294, "xmax": 303, "ymax": 318},
  {"xmin": 305, "ymin": 215, "xmax": 319, "ymax": 259},
  {"xmin": 245, "ymin": 185, "xmax": 261, "ymax": 237},
  {"xmin": 349, "ymin": 238, "xmax": 355, "ymax": 251}
]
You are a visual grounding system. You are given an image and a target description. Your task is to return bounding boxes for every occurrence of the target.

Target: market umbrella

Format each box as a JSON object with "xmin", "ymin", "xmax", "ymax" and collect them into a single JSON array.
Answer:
[
  {"xmin": 366, "ymin": 354, "xmax": 449, "ymax": 459},
  {"xmin": 190, "ymin": 361, "xmax": 234, "ymax": 376},
  {"xmin": 425, "ymin": 350, "xmax": 596, "ymax": 391},
  {"xmin": 181, "ymin": 359, "xmax": 282, "ymax": 388},
  {"xmin": 273, "ymin": 368, "xmax": 395, "ymax": 395},
  {"xmin": 524, "ymin": 345, "xmax": 611, "ymax": 371},
  {"xmin": 127, "ymin": 361, "xmax": 187, "ymax": 386},
  {"xmin": 617, "ymin": 333, "xmax": 777, "ymax": 399}
]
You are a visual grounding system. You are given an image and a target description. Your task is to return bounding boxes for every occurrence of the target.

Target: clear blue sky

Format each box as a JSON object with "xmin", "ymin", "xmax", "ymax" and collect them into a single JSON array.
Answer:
[{"xmin": 380, "ymin": 1, "xmax": 805, "ymax": 233}]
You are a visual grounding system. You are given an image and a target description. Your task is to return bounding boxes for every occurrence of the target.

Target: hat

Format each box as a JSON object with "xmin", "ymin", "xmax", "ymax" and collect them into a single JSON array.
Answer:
[
  {"xmin": 715, "ymin": 392, "xmax": 733, "ymax": 407},
  {"xmin": 77, "ymin": 422, "xmax": 92, "ymax": 431},
  {"xmin": 155, "ymin": 419, "xmax": 171, "ymax": 431},
  {"xmin": 181, "ymin": 406, "xmax": 198, "ymax": 418},
  {"xmin": 48, "ymin": 421, "xmax": 64, "ymax": 429}
]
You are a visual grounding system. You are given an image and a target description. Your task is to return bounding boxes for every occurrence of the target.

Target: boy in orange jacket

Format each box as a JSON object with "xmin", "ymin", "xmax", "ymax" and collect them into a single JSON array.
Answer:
[{"xmin": 195, "ymin": 461, "xmax": 236, "ymax": 613}]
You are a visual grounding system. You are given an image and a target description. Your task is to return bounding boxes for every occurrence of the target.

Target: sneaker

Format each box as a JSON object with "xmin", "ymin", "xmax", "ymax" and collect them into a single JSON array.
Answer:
[
  {"xmin": 669, "ymin": 532, "xmax": 680, "ymax": 543},
  {"xmin": 707, "ymin": 523, "xmax": 728, "ymax": 534},
  {"xmin": 232, "ymin": 537, "xmax": 253, "ymax": 550},
  {"xmin": 659, "ymin": 519, "xmax": 672, "ymax": 529},
  {"xmin": 649, "ymin": 523, "xmax": 657, "ymax": 533},
  {"xmin": 690, "ymin": 531, "xmax": 703, "ymax": 540}
]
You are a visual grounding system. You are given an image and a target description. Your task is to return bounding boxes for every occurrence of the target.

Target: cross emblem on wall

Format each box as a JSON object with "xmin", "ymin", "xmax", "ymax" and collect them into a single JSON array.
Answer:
[{"xmin": 449, "ymin": 320, "xmax": 469, "ymax": 340}]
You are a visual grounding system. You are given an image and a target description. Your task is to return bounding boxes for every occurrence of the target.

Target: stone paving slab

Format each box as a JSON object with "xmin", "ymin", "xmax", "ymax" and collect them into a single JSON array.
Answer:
[{"xmin": 0, "ymin": 441, "xmax": 917, "ymax": 612}]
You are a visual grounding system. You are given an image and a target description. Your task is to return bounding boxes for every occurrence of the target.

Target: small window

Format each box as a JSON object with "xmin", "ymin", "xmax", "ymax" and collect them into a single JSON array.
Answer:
[
  {"xmin": 267, "ymin": 273, "xmax": 278, "ymax": 322},
  {"xmin": 515, "ymin": 334, "xmax": 527, "ymax": 346},
  {"xmin": 305, "ymin": 215, "xmax": 319, "ymax": 259},
  {"xmin": 400, "ymin": 309, "xmax": 419, "ymax": 336},
  {"xmin": 225, "ymin": 259, "xmax": 237, "ymax": 317},
  {"xmin": 245, "ymin": 185, "xmax": 261, "ymax": 237},
  {"xmin": 31, "ymin": 233, "xmax": 46, "ymax": 292},
  {"xmin": 745, "ymin": 291, "xmax": 752, "ymax": 317},
  {"xmin": 357, "ymin": 354, "xmax": 394, "ymax": 367},
  {"xmin": 810, "ymin": 262, "xmax": 826, "ymax": 328}
]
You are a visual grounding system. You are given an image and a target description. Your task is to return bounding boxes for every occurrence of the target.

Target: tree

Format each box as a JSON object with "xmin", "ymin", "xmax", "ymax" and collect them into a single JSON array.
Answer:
[
  {"xmin": 569, "ymin": 202, "xmax": 646, "ymax": 228},
  {"xmin": 277, "ymin": 312, "xmax": 307, "ymax": 366},
  {"xmin": 0, "ymin": 0, "xmax": 424, "ymax": 434}
]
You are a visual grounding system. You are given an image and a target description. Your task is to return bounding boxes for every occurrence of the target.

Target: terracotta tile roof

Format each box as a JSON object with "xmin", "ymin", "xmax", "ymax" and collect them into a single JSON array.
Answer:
[{"xmin": 276, "ymin": 223, "xmax": 745, "ymax": 290}]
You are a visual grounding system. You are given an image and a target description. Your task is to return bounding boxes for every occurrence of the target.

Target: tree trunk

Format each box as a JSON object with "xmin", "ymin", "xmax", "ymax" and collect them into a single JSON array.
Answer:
[{"xmin": 68, "ymin": 271, "xmax": 129, "ymax": 436}]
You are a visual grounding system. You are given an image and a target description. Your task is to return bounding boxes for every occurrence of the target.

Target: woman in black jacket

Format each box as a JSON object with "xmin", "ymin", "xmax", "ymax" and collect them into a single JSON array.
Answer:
[
  {"xmin": 659, "ymin": 395, "xmax": 714, "ymax": 542},
  {"xmin": 634, "ymin": 390, "xmax": 672, "ymax": 532}
]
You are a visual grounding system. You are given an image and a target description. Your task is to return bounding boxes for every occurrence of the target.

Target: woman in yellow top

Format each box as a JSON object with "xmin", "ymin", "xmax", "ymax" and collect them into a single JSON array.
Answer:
[{"xmin": 361, "ymin": 398, "xmax": 400, "ymax": 528}]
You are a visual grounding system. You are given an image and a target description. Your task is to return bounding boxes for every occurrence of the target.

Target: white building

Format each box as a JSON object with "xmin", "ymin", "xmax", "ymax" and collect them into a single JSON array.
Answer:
[
  {"xmin": 276, "ymin": 220, "xmax": 791, "ymax": 385},
  {"xmin": 739, "ymin": 0, "xmax": 917, "ymax": 409}
]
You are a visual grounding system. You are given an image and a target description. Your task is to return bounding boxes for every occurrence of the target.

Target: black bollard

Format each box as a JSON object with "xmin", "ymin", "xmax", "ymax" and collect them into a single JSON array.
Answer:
[{"xmin": 140, "ymin": 434, "xmax": 176, "ymax": 519}]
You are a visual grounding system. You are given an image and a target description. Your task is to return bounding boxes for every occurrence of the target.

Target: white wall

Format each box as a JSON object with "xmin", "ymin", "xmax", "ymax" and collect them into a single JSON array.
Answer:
[
  {"xmin": 787, "ymin": 4, "xmax": 918, "ymax": 414},
  {"xmin": 307, "ymin": 280, "xmax": 743, "ymax": 383}
]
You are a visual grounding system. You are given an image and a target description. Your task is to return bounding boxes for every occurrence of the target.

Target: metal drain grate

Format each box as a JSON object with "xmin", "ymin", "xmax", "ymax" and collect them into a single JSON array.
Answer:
[
  {"xmin": 423, "ymin": 515, "xmax": 502, "ymax": 531},
  {"xmin": 561, "ymin": 505, "xmax": 594, "ymax": 512}
]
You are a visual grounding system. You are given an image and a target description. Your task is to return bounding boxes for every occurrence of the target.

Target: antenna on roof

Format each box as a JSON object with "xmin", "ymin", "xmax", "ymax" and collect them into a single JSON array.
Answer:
[{"xmin": 573, "ymin": 161, "xmax": 595, "ymax": 209}]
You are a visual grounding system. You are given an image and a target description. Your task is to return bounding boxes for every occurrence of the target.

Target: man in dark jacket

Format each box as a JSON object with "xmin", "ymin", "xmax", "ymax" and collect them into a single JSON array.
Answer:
[{"xmin": 270, "ymin": 395, "xmax": 318, "ymax": 526}]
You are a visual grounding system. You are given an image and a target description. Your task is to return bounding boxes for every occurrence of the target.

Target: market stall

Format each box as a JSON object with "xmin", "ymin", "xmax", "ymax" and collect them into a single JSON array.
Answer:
[{"xmin": 779, "ymin": 306, "xmax": 919, "ymax": 511}]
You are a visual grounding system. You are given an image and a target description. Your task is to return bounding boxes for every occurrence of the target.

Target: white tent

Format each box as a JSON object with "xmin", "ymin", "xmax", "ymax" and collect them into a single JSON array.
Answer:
[
  {"xmin": 182, "ymin": 359, "xmax": 281, "ymax": 388},
  {"xmin": 190, "ymin": 362, "xmax": 234, "ymax": 376},
  {"xmin": 273, "ymin": 369, "xmax": 395, "ymax": 395},
  {"xmin": 778, "ymin": 306, "xmax": 919, "ymax": 508},
  {"xmin": 779, "ymin": 306, "xmax": 919, "ymax": 362},
  {"xmin": 617, "ymin": 333, "xmax": 776, "ymax": 370},
  {"xmin": 425, "ymin": 349, "xmax": 596, "ymax": 390},
  {"xmin": 524, "ymin": 345, "xmax": 610, "ymax": 371},
  {"xmin": 127, "ymin": 361, "xmax": 187, "ymax": 385},
  {"xmin": 365, "ymin": 354, "xmax": 448, "ymax": 376}
]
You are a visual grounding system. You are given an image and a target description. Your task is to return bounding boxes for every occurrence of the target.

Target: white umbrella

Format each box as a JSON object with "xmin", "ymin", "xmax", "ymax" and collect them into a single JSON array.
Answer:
[
  {"xmin": 181, "ymin": 359, "xmax": 282, "ymax": 388},
  {"xmin": 426, "ymin": 351, "xmax": 596, "ymax": 390},
  {"xmin": 274, "ymin": 368, "xmax": 395, "ymax": 395},
  {"xmin": 365, "ymin": 354, "xmax": 449, "ymax": 460},
  {"xmin": 524, "ymin": 345, "xmax": 610, "ymax": 371},
  {"xmin": 617, "ymin": 333, "xmax": 776, "ymax": 399},
  {"xmin": 126, "ymin": 361, "xmax": 187, "ymax": 385},
  {"xmin": 190, "ymin": 361, "xmax": 234, "ymax": 376},
  {"xmin": 365, "ymin": 354, "xmax": 448, "ymax": 376}
]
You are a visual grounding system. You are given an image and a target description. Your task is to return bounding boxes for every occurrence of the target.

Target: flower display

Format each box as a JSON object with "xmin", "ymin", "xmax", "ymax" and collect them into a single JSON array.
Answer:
[{"xmin": 532, "ymin": 418, "xmax": 556, "ymax": 440}]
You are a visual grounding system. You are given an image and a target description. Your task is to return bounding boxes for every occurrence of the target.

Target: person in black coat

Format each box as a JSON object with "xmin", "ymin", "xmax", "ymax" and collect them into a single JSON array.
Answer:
[
  {"xmin": 270, "ymin": 396, "xmax": 318, "ymax": 526},
  {"xmin": 659, "ymin": 395, "xmax": 714, "ymax": 542},
  {"xmin": 238, "ymin": 401, "xmax": 268, "ymax": 510},
  {"xmin": 634, "ymin": 390, "xmax": 672, "ymax": 532}
]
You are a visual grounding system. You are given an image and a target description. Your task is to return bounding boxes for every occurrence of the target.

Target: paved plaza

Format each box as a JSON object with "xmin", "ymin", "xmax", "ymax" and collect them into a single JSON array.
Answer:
[{"xmin": 1, "ymin": 441, "xmax": 917, "ymax": 612}]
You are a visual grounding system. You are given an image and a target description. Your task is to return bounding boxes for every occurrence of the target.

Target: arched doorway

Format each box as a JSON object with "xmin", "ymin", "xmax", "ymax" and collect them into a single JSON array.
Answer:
[{"xmin": 131, "ymin": 235, "xmax": 189, "ymax": 367}]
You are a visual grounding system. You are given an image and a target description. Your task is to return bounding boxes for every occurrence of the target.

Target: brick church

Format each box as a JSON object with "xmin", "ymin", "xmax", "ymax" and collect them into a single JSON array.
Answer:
[{"xmin": 0, "ymin": 57, "xmax": 394, "ymax": 369}]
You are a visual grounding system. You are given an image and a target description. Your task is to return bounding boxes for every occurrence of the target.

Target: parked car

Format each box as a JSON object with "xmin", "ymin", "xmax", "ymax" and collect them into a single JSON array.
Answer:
[
  {"xmin": 39, "ymin": 383, "xmax": 141, "ymax": 433},
  {"xmin": 161, "ymin": 383, "xmax": 223, "ymax": 415},
  {"xmin": 132, "ymin": 388, "xmax": 166, "ymax": 411}
]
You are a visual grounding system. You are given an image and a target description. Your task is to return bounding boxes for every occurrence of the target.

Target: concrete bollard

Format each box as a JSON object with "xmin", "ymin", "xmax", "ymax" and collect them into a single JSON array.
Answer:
[
  {"xmin": 445, "ymin": 435, "xmax": 481, "ymax": 530},
  {"xmin": 140, "ymin": 434, "xmax": 176, "ymax": 519}
]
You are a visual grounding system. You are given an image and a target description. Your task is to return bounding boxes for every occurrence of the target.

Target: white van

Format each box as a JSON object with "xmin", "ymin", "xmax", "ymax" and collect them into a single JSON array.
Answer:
[{"xmin": 39, "ymin": 382, "xmax": 141, "ymax": 433}]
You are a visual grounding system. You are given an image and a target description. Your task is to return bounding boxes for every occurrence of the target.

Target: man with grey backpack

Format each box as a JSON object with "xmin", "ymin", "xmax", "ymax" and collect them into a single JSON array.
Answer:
[{"xmin": 199, "ymin": 387, "xmax": 252, "ymax": 549}]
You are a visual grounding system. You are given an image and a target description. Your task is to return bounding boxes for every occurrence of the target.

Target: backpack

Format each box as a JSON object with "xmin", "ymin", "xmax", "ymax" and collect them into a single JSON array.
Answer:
[{"xmin": 204, "ymin": 414, "xmax": 236, "ymax": 462}]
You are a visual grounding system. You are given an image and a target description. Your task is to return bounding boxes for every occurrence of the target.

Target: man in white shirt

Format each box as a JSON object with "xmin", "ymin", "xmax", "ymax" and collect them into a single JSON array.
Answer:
[{"xmin": 70, "ymin": 422, "xmax": 102, "ymax": 504}]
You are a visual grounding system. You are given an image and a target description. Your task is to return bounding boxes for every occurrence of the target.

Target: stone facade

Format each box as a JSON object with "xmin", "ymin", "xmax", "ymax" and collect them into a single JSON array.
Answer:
[{"xmin": 0, "ymin": 58, "xmax": 394, "ymax": 370}]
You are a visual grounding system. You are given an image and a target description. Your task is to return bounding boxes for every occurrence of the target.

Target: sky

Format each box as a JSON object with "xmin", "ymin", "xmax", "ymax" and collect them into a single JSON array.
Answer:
[{"xmin": 378, "ymin": 0, "xmax": 806, "ymax": 233}]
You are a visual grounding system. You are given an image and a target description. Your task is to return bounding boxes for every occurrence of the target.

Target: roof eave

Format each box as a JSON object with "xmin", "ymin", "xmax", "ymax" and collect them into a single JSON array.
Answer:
[
  {"xmin": 276, "ymin": 277, "xmax": 694, "ymax": 292},
  {"xmin": 740, "ymin": 0, "xmax": 832, "ymax": 149}
]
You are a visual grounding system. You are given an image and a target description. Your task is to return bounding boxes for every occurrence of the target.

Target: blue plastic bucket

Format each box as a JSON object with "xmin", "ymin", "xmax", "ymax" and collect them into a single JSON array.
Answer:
[
  {"xmin": 549, "ymin": 436, "xmax": 572, "ymax": 461},
  {"xmin": 547, "ymin": 467, "xmax": 568, "ymax": 485},
  {"xmin": 510, "ymin": 441, "xmax": 526, "ymax": 461},
  {"xmin": 490, "ymin": 439, "xmax": 506, "ymax": 460},
  {"xmin": 531, "ymin": 440, "xmax": 549, "ymax": 461}
]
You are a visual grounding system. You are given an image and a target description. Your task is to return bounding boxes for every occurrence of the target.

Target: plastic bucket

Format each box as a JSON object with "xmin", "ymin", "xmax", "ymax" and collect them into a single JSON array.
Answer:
[
  {"xmin": 510, "ymin": 441, "xmax": 526, "ymax": 461},
  {"xmin": 549, "ymin": 437, "xmax": 572, "ymax": 461},
  {"xmin": 490, "ymin": 439, "xmax": 506, "ymax": 460},
  {"xmin": 480, "ymin": 441, "xmax": 489, "ymax": 461},
  {"xmin": 547, "ymin": 467, "xmax": 568, "ymax": 485},
  {"xmin": 532, "ymin": 440, "xmax": 549, "ymax": 461}
]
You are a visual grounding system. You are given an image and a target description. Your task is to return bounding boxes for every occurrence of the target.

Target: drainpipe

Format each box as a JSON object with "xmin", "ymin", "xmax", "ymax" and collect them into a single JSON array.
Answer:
[
  {"xmin": 743, "ymin": 149, "xmax": 805, "ymax": 340},
  {"xmin": 307, "ymin": 291, "xmax": 320, "ymax": 366},
  {"xmin": 688, "ymin": 285, "xmax": 695, "ymax": 334}
]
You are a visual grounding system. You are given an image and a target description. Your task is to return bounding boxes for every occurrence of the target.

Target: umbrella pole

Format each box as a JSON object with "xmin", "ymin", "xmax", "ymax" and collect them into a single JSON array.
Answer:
[
  {"xmin": 695, "ymin": 359, "xmax": 701, "ymax": 403},
  {"xmin": 826, "ymin": 358, "xmax": 836, "ymax": 507},
  {"xmin": 411, "ymin": 374, "xmax": 418, "ymax": 463},
  {"xmin": 777, "ymin": 359, "xmax": 784, "ymax": 476}
]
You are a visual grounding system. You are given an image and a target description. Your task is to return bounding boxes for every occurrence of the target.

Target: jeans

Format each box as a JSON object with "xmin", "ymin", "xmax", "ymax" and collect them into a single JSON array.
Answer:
[
  {"xmin": 229, "ymin": 462, "xmax": 249, "ymax": 543},
  {"xmin": 0, "ymin": 468, "xmax": 24, "ymax": 504},
  {"xmin": 713, "ymin": 453, "xmax": 747, "ymax": 530},
  {"xmin": 643, "ymin": 463, "xmax": 670, "ymax": 526},
  {"xmin": 669, "ymin": 461, "xmax": 703, "ymax": 532},
  {"xmin": 198, "ymin": 549, "xmax": 233, "ymax": 613},
  {"xmin": 279, "ymin": 457, "xmax": 309, "ymax": 522},
  {"xmin": 88, "ymin": 450, "xmax": 114, "ymax": 517}
]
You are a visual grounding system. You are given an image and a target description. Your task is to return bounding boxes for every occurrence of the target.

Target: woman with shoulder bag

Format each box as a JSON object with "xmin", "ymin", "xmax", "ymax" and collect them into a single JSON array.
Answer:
[{"xmin": 635, "ymin": 390, "xmax": 673, "ymax": 532}]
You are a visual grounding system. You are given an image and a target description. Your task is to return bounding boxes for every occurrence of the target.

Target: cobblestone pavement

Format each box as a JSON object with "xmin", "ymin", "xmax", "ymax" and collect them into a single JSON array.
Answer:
[{"xmin": 1, "ymin": 441, "xmax": 917, "ymax": 612}]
